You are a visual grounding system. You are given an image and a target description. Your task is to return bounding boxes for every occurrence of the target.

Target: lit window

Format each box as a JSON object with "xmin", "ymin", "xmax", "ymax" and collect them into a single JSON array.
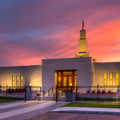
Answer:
[
  {"xmin": 104, "ymin": 73, "xmax": 107, "ymax": 86},
  {"xmin": 63, "ymin": 77, "xmax": 67, "ymax": 86},
  {"xmin": 110, "ymin": 73, "xmax": 113, "ymax": 86},
  {"xmin": 63, "ymin": 71, "xmax": 67, "ymax": 75},
  {"xmin": 16, "ymin": 75, "xmax": 19, "ymax": 86},
  {"xmin": 67, "ymin": 71, "xmax": 73, "ymax": 75},
  {"xmin": 116, "ymin": 73, "xmax": 119, "ymax": 86},
  {"xmin": 20, "ymin": 75, "xmax": 23, "ymax": 86},
  {"xmin": 74, "ymin": 71, "xmax": 77, "ymax": 75},
  {"xmin": 12, "ymin": 75, "xmax": 15, "ymax": 86},
  {"xmin": 58, "ymin": 76, "xmax": 61, "ymax": 86},
  {"xmin": 58, "ymin": 72, "xmax": 61, "ymax": 75},
  {"xmin": 74, "ymin": 76, "xmax": 77, "ymax": 90}
]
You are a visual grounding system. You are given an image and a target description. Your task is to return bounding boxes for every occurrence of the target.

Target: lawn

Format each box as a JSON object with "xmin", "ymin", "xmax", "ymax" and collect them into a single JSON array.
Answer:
[
  {"xmin": 61, "ymin": 102, "xmax": 120, "ymax": 108},
  {"xmin": 0, "ymin": 99, "xmax": 19, "ymax": 104}
]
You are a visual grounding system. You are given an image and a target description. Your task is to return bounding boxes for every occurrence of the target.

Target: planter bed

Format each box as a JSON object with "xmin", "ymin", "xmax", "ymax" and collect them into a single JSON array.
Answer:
[{"xmin": 77, "ymin": 93, "xmax": 120, "ymax": 101}]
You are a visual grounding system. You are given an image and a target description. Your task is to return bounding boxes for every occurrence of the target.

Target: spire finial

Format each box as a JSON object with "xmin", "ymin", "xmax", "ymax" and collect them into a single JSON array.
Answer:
[{"xmin": 82, "ymin": 19, "xmax": 84, "ymax": 30}]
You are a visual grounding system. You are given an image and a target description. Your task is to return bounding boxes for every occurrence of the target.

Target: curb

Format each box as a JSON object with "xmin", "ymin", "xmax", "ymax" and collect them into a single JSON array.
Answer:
[{"xmin": 51, "ymin": 111, "xmax": 120, "ymax": 115}]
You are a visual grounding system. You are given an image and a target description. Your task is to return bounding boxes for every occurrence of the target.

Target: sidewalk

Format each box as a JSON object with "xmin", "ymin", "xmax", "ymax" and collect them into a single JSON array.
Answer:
[
  {"xmin": 51, "ymin": 107, "xmax": 120, "ymax": 114},
  {"xmin": 0, "ymin": 100, "xmax": 68, "ymax": 120}
]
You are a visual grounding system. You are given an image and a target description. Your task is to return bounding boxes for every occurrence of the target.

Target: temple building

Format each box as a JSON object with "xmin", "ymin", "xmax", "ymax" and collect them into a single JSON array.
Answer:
[{"xmin": 0, "ymin": 20, "xmax": 120, "ymax": 93}]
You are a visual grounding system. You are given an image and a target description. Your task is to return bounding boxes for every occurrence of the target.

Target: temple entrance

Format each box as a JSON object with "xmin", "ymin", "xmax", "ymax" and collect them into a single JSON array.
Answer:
[{"xmin": 57, "ymin": 70, "xmax": 77, "ymax": 91}]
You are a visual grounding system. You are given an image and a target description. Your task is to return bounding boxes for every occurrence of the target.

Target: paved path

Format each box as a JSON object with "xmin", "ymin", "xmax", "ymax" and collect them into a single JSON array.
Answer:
[
  {"xmin": 51, "ymin": 107, "xmax": 120, "ymax": 114},
  {"xmin": 27, "ymin": 112, "xmax": 120, "ymax": 120},
  {"xmin": 0, "ymin": 100, "xmax": 68, "ymax": 120}
]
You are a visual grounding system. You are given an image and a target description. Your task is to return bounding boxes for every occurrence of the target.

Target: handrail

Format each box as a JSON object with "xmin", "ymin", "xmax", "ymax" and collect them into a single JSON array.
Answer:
[{"xmin": 48, "ymin": 87, "xmax": 53, "ymax": 96}]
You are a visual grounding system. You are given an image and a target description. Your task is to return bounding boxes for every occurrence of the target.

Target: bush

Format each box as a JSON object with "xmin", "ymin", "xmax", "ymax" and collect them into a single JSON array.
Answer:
[
  {"xmin": 87, "ymin": 90, "xmax": 90, "ymax": 93},
  {"xmin": 76, "ymin": 97, "xmax": 116, "ymax": 101},
  {"xmin": 102, "ymin": 90, "xmax": 105, "ymax": 94},
  {"xmin": 97, "ymin": 90, "xmax": 100, "ymax": 93},
  {"xmin": 12, "ymin": 89, "xmax": 15, "ymax": 93},
  {"xmin": 92, "ymin": 90, "xmax": 95, "ymax": 93},
  {"xmin": 15, "ymin": 89, "xmax": 19, "ymax": 93},
  {"xmin": 108, "ymin": 90, "xmax": 111, "ymax": 94}
]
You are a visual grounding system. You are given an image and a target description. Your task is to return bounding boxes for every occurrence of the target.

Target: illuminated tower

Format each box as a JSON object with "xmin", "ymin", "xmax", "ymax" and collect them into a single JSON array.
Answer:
[{"xmin": 75, "ymin": 20, "xmax": 89, "ymax": 57}]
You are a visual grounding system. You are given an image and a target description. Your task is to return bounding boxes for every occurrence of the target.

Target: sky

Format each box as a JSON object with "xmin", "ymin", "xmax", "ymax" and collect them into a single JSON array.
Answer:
[{"xmin": 0, "ymin": 0, "xmax": 120, "ymax": 66}]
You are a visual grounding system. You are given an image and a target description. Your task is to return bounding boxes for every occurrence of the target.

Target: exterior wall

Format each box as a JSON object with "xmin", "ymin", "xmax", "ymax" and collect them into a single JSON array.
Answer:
[
  {"xmin": 0, "ymin": 65, "xmax": 42, "ymax": 87},
  {"xmin": 93, "ymin": 62, "xmax": 120, "ymax": 92},
  {"xmin": 0, "ymin": 67, "xmax": 4, "ymax": 86},
  {"xmin": 42, "ymin": 57, "xmax": 91, "ymax": 92}
]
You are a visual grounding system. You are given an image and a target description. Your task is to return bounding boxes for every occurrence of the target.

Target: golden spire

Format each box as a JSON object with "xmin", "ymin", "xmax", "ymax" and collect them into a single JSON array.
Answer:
[{"xmin": 82, "ymin": 19, "xmax": 84, "ymax": 30}]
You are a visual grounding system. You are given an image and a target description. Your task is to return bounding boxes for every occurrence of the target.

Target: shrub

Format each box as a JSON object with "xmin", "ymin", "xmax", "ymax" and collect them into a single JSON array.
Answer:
[
  {"xmin": 102, "ymin": 90, "xmax": 105, "ymax": 94},
  {"xmin": 108, "ymin": 90, "xmax": 111, "ymax": 94},
  {"xmin": 15, "ymin": 89, "xmax": 19, "ymax": 93},
  {"xmin": 92, "ymin": 90, "xmax": 95, "ymax": 93},
  {"xmin": 12, "ymin": 89, "xmax": 15, "ymax": 93},
  {"xmin": 77, "ymin": 97, "xmax": 116, "ymax": 101},
  {"xmin": 97, "ymin": 90, "xmax": 100, "ymax": 93},
  {"xmin": 87, "ymin": 90, "xmax": 90, "ymax": 93}
]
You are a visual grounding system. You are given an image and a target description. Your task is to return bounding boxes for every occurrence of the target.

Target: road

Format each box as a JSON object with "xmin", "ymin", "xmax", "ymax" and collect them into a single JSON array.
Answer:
[{"xmin": 27, "ymin": 112, "xmax": 120, "ymax": 120}]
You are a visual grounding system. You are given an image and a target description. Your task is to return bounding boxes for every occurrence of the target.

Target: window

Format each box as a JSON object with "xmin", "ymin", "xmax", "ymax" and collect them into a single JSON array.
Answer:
[
  {"xmin": 20, "ymin": 75, "xmax": 23, "ymax": 86},
  {"xmin": 16, "ymin": 75, "xmax": 19, "ymax": 86},
  {"xmin": 104, "ymin": 73, "xmax": 107, "ymax": 86},
  {"xmin": 109, "ymin": 73, "xmax": 113, "ymax": 86},
  {"xmin": 74, "ymin": 76, "xmax": 77, "ymax": 90},
  {"xmin": 12, "ymin": 75, "xmax": 15, "ymax": 86},
  {"xmin": 63, "ymin": 77, "xmax": 67, "ymax": 86},
  {"xmin": 116, "ymin": 73, "xmax": 119, "ymax": 86},
  {"xmin": 58, "ymin": 76, "xmax": 61, "ymax": 86},
  {"xmin": 58, "ymin": 72, "xmax": 61, "ymax": 75}
]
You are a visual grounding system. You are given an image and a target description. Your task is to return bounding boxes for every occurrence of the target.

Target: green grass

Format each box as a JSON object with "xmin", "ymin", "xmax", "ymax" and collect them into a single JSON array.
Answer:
[
  {"xmin": 61, "ymin": 102, "xmax": 120, "ymax": 108},
  {"xmin": 0, "ymin": 99, "xmax": 19, "ymax": 104}
]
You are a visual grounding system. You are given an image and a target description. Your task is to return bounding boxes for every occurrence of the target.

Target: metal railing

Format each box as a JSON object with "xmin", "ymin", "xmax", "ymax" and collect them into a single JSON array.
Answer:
[
  {"xmin": 48, "ymin": 87, "xmax": 53, "ymax": 96},
  {"xmin": 55, "ymin": 85, "xmax": 120, "ymax": 104}
]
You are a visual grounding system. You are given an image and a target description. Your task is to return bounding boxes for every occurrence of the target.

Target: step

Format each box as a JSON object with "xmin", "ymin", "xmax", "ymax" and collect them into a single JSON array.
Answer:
[{"xmin": 34, "ymin": 96, "xmax": 55, "ymax": 101}]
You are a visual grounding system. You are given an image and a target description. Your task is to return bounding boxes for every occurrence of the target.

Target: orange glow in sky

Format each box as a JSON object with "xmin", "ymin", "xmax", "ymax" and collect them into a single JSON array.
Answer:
[{"xmin": 0, "ymin": 0, "xmax": 120, "ymax": 66}]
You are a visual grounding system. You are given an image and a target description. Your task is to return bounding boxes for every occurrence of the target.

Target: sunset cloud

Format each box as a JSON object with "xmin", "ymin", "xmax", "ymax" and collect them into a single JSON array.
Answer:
[{"xmin": 0, "ymin": 0, "xmax": 120, "ymax": 66}]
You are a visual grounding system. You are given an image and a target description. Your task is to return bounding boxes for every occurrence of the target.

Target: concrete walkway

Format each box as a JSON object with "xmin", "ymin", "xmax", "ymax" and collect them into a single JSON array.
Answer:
[
  {"xmin": 51, "ymin": 107, "xmax": 120, "ymax": 114},
  {"xmin": 0, "ymin": 100, "xmax": 68, "ymax": 120}
]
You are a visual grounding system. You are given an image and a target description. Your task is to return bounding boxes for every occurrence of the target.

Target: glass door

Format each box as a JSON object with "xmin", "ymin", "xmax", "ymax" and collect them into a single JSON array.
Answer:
[
  {"xmin": 63, "ymin": 77, "xmax": 67, "ymax": 86},
  {"xmin": 68, "ymin": 76, "xmax": 72, "ymax": 90}
]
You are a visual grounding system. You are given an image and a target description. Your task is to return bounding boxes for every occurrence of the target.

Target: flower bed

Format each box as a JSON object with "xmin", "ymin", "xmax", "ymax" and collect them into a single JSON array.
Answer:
[
  {"xmin": 78, "ymin": 92, "xmax": 118, "ymax": 95},
  {"xmin": 77, "ymin": 92, "xmax": 120, "ymax": 101}
]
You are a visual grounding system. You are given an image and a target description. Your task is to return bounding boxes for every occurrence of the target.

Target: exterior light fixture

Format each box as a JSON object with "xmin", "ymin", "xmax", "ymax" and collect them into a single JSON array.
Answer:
[
  {"xmin": 30, "ymin": 84, "xmax": 31, "ymax": 86},
  {"xmin": 40, "ymin": 85, "xmax": 41, "ymax": 87},
  {"xmin": 70, "ymin": 83, "xmax": 72, "ymax": 86}
]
